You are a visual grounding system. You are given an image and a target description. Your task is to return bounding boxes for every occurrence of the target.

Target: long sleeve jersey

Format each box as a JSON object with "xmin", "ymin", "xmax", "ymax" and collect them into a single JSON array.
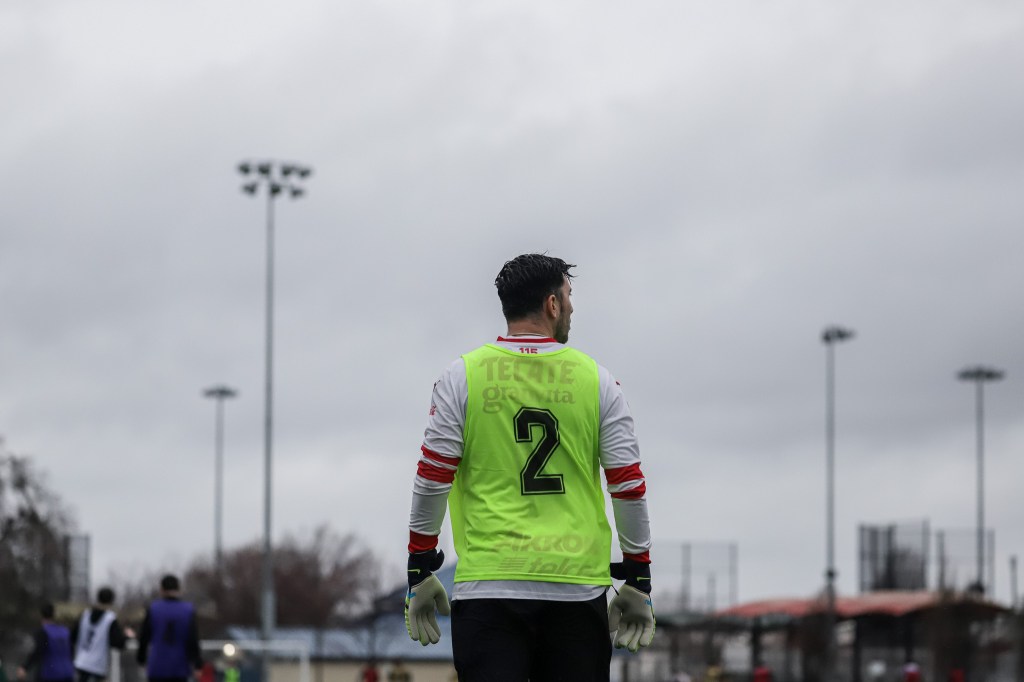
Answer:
[{"xmin": 408, "ymin": 335, "xmax": 652, "ymax": 600}]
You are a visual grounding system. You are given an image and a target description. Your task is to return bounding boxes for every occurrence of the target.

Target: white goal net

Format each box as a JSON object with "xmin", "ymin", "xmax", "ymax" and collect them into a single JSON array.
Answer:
[{"xmin": 112, "ymin": 639, "xmax": 311, "ymax": 682}]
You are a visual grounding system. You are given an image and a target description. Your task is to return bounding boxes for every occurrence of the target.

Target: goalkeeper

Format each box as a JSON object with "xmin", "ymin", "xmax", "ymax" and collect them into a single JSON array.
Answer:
[{"xmin": 404, "ymin": 253, "xmax": 656, "ymax": 681}]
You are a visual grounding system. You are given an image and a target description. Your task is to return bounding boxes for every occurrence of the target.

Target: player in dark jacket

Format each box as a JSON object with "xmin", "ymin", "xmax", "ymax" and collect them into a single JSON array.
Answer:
[
  {"xmin": 136, "ymin": 575, "xmax": 202, "ymax": 682},
  {"xmin": 17, "ymin": 604, "xmax": 75, "ymax": 682}
]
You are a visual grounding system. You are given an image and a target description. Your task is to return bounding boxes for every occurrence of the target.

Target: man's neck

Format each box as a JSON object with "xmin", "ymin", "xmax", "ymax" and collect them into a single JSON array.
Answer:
[{"xmin": 506, "ymin": 320, "xmax": 554, "ymax": 338}]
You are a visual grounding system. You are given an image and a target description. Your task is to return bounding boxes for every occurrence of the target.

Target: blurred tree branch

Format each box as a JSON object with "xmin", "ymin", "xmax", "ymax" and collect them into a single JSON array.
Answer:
[
  {"xmin": 109, "ymin": 524, "xmax": 389, "ymax": 634},
  {"xmin": 0, "ymin": 440, "xmax": 74, "ymax": 646}
]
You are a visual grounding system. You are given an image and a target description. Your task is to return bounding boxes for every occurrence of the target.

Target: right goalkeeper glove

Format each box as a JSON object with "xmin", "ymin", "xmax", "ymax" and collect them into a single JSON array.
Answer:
[{"xmin": 404, "ymin": 549, "xmax": 451, "ymax": 646}]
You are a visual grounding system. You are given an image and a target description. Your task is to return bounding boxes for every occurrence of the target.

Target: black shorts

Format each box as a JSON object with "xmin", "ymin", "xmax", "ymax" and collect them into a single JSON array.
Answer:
[
  {"xmin": 76, "ymin": 671, "xmax": 105, "ymax": 682},
  {"xmin": 451, "ymin": 594, "xmax": 611, "ymax": 682}
]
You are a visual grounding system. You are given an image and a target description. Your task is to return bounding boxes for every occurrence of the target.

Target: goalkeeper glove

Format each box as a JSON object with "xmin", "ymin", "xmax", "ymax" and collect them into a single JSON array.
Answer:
[
  {"xmin": 405, "ymin": 549, "xmax": 451, "ymax": 646},
  {"xmin": 608, "ymin": 558, "xmax": 656, "ymax": 652}
]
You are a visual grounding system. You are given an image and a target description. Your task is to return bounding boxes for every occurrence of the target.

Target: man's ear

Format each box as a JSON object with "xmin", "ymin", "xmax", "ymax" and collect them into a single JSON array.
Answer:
[{"xmin": 545, "ymin": 293, "xmax": 559, "ymax": 318}]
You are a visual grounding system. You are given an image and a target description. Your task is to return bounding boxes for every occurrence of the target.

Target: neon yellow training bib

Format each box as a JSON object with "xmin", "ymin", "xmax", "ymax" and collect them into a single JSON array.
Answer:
[{"xmin": 450, "ymin": 343, "xmax": 612, "ymax": 585}]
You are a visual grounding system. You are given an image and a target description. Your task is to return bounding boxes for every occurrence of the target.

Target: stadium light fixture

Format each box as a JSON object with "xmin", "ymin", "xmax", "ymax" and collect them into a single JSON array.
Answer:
[
  {"xmin": 957, "ymin": 364, "xmax": 1005, "ymax": 595},
  {"xmin": 822, "ymin": 326, "xmax": 854, "ymax": 344},
  {"xmin": 236, "ymin": 159, "xmax": 313, "ymax": 663}
]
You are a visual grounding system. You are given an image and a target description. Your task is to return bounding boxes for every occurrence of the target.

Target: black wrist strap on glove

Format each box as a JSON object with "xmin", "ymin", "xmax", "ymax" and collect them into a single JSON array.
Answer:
[
  {"xmin": 408, "ymin": 548, "xmax": 445, "ymax": 588},
  {"xmin": 610, "ymin": 557, "xmax": 652, "ymax": 594}
]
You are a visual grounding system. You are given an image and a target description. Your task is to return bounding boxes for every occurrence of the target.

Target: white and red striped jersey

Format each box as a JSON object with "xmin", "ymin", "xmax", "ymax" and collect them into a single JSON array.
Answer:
[{"xmin": 408, "ymin": 335, "xmax": 652, "ymax": 601}]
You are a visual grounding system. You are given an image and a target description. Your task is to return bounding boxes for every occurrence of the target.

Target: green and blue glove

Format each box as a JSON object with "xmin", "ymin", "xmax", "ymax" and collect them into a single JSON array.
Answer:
[
  {"xmin": 405, "ymin": 548, "xmax": 451, "ymax": 646},
  {"xmin": 608, "ymin": 558, "xmax": 656, "ymax": 652}
]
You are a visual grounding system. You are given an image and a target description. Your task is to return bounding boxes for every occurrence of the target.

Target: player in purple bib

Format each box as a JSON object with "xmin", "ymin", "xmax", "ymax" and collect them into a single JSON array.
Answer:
[
  {"xmin": 17, "ymin": 604, "xmax": 74, "ymax": 682},
  {"xmin": 136, "ymin": 575, "xmax": 202, "ymax": 682}
]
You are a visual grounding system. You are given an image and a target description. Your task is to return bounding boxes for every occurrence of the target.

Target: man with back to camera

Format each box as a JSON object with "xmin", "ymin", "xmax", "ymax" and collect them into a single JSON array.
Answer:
[
  {"xmin": 403, "ymin": 253, "xmax": 656, "ymax": 681},
  {"xmin": 136, "ymin": 575, "xmax": 202, "ymax": 682},
  {"xmin": 17, "ymin": 603, "xmax": 75, "ymax": 682},
  {"xmin": 71, "ymin": 587, "xmax": 133, "ymax": 682}
]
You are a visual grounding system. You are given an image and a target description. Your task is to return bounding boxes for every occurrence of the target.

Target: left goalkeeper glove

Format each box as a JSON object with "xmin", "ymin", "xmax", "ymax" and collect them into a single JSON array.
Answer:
[
  {"xmin": 610, "ymin": 557, "xmax": 652, "ymax": 594},
  {"xmin": 608, "ymin": 558, "xmax": 656, "ymax": 652}
]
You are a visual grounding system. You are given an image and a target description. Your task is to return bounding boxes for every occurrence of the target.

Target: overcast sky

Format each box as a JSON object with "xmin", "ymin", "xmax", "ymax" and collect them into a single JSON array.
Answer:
[{"xmin": 2, "ymin": 1, "xmax": 1022, "ymax": 607}]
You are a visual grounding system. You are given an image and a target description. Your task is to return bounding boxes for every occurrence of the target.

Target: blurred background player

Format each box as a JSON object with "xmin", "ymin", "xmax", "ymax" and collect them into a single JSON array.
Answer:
[
  {"xmin": 359, "ymin": 662, "xmax": 379, "ymax": 682},
  {"xmin": 136, "ymin": 575, "xmax": 202, "ymax": 682},
  {"xmin": 404, "ymin": 253, "xmax": 656, "ymax": 681},
  {"xmin": 17, "ymin": 604, "xmax": 74, "ymax": 682},
  {"xmin": 386, "ymin": 661, "xmax": 411, "ymax": 682},
  {"xmin": 71, "ymin": 587, "xmax": 133, "ymax": 682}
]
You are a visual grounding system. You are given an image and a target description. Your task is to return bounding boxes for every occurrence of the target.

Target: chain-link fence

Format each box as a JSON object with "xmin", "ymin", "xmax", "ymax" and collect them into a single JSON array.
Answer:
[{"xmin": 654, "ymin": 541, "xmax": 738, "ymax": 614}]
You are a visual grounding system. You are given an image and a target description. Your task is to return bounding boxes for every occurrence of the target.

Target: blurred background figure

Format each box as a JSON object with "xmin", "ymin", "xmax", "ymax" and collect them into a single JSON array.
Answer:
[
  {"xmin": 359, "ymin": 662, "xmax": 378, "ymax": 682},
  {"xmin": 17, "ymin": 604, "xmax": 74, "ymax": 682},
  {"xmin": 71, "ymin": 587, "xmax": 133, "ymax": 682},
  {"xmin": 136, "ymin": 575, "xmax": 202, "ymax": 682},
  {"xmin": 197, "ymin": 663, "xmax": 214, "ymax": 682},
  {"xmin": 386, "ymin": 661, "xmax": 410, "ymax": 682}
]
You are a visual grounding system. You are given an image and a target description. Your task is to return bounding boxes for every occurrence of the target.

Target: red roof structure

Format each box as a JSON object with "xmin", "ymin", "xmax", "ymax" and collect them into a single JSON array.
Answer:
[{"xmin": 716, "ymin": 591, "xmax": 1005, "ymax": 620}]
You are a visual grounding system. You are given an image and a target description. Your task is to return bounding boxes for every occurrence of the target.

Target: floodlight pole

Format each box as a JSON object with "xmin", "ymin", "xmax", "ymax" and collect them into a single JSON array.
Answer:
[
  {"xmin": 237, "ymin": 160, "xmax": 312, "ymax": 674},
  {"xmin": 1010, "ymin": 555, "xmax": 1019, "ymax": 610},
  {"xmin": 957, "ymin": 365, "xmax": 1004, "ymax": 595},
  {"xmin": 822, "ymin": 324, "xmax": 854, "ymax": 680},
  {"xmin": 203, "ymin": 384, "xmax": 238, "ymax": 578},
  {"xmin": 261, "ymin": 178, "xmax": 276, "ymax": 647}
]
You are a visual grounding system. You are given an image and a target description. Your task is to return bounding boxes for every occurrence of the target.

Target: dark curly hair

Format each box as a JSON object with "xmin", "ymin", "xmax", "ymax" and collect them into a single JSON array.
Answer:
[
  {"xmin": 494, "ymin": 254, "xmax": 575, "ymax": 322},
  {"xmin": 97, "ymin": 587, "xmax": 115, "ymax": 605}
]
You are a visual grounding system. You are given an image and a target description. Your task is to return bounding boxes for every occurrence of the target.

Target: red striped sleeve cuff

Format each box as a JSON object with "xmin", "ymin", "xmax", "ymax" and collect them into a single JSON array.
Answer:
[
  {"xmin": 409, "ymin": 531, "xmax": 439, "ymax": 553},
  {"xmin": 416, "ymin": 446, "xmax": 459, "ymax": 484},
  {"xmin": 604, "ymin": 462, "xmax": 647, "ymax": 499},
  {"xmin": 624, "ymin": 551, "xmax": 651, "ymax": 564}
]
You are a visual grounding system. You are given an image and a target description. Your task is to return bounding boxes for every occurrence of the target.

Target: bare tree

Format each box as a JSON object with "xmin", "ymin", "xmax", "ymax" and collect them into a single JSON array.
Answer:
[
  {"xmin": 104, "ymin": 564, "xmax": 166, "ymax": 626},
  {"xmin": 274, "ymin": 524, "xmax": 379, "ymax": 626},
  {"xmin": 0, "ymin": 442, "xmax": 75, "ymax": 647},
  {"xmin": 109, "ymin": 524, "xmax": 385, "ymax": 634}
]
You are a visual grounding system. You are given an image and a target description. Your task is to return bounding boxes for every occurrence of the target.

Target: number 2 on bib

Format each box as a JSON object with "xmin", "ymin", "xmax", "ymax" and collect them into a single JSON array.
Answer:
[{"xmin": 515, "ymin": 407, "xmax": 565, "ymax": 495}]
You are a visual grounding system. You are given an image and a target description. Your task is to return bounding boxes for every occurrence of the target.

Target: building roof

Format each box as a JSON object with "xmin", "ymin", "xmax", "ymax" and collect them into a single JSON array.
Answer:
[
  {"xmin": 716, "ymin": 591, "xmax": 1007, "ymax": 621},
  {"xmin": 225, "ymin": 564, "xmax": 458, "ymax": 662}
]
